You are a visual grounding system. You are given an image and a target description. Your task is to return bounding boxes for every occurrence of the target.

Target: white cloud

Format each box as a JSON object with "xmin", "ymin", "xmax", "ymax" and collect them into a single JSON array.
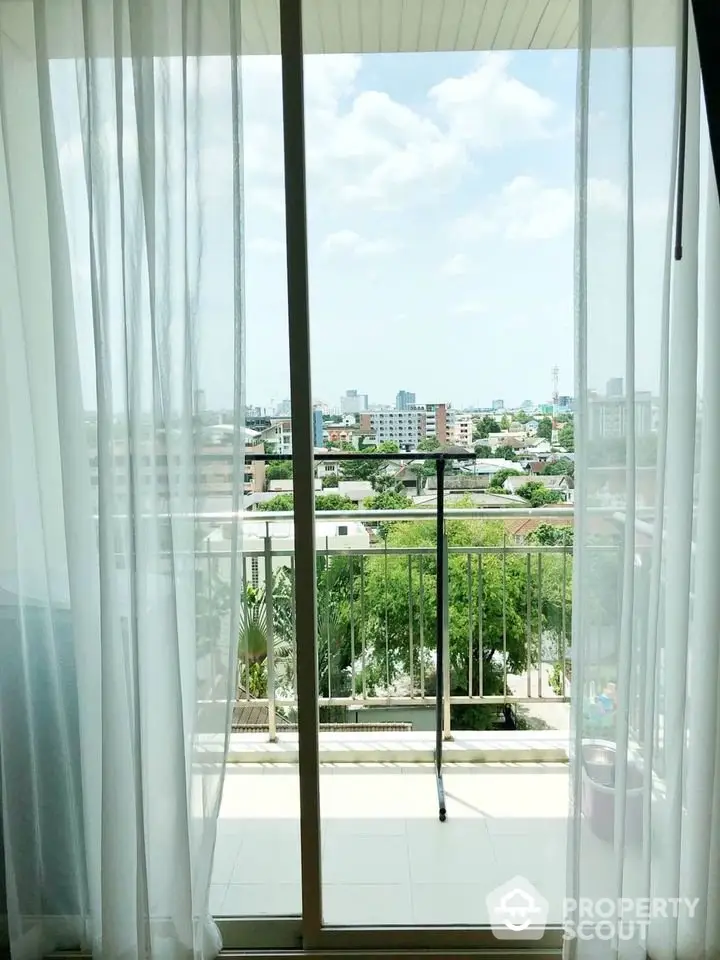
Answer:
[
  {"xmin": 430, "ymin": 53, "xmax": 556, "ymax": 149},
  {"xmin": 241, "ymin": 52, "xmax": 559, "ymax": 211},
  {"xmin": 441, "ymin": 253, "xmax": 472, "ymax": 276},
  {"xmin": 322, "ymin": 229, "xmax": 398, "ymax": 257},
  {"xmin": 455, "ymin": 176, "xmax": 625, "ymax": 243}
]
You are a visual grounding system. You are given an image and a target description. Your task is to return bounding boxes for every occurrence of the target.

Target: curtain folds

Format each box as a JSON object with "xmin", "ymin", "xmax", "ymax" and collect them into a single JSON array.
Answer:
[
  {"xmin": 0, "ymin": 2, "xmax": 245, "ymax": 958},
  {"xmin": 571, "ymin": 1, "xmax": 720, "ymax": 957}
]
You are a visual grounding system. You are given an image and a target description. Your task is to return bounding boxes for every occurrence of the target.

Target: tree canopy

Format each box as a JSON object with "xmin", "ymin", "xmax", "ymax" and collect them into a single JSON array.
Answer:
[
  {"xmin": 541, "ymin": 458, "xmax": 574, "ymax": 476},
  {"xmin": 499, "ymin": 414, "xmax": 511, "ymax": 431},
  {"xmin": 489, "ymin": 467, "xmax": 523, "ymax": 490},
  {"xmin": 473, "ymin": 415, "xmax": 498, "ymax": 440},
  {"xmin": 493, "ymin": 445, "xmax": 518, "ymax": 461},
  {"xmin": 474, "ymin": 443, "xmax": 491, "ymax": 458},
  {"xmin": 265, "ymin": 460, "xmax": 293, "ymax": 484},
  {"xmin": 558, "ymin": 421, "xmax": 574, "ymax": 451},
  {"xmin": 537, "ymin": 417, "xmax": 553, "ymax": 441},
  {"xmin": 257, "ymin": 493, "xmax": 294, "ymax": 511},
  {"xmin": 339, "ymin": 441, "xmax": 399, "ymax": 483},
  {"xmin": 516, "ymin": 481, "xmax": 565, "ymax": 507},
  {"xmin": 315, "ymin": 493, "xmax": 357, "ymax": 511}
]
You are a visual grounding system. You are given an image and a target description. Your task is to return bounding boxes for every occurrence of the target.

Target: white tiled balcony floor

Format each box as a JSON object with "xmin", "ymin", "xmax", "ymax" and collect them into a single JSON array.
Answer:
[{"xmin": 211, "ymin": 762, "xmax": 570, "ymax": 926}]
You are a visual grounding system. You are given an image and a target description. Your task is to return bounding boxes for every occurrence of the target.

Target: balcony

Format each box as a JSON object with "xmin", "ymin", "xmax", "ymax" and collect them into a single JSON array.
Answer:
[{"xmin": 203, "ymin": 506, "xmax": 575, "ymax": 926}]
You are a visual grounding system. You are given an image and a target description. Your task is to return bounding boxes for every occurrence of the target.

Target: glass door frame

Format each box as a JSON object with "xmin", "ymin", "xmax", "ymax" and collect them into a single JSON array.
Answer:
[{"xmin": 220, "ymin": 0, "xmax": 564, "ymax": 952}]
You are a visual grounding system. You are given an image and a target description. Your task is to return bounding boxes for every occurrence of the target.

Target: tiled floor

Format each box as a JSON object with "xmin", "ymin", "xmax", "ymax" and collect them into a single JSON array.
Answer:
[{"xmin": 211, "ymin": 762, "xmax": 571, "ymax": 925}]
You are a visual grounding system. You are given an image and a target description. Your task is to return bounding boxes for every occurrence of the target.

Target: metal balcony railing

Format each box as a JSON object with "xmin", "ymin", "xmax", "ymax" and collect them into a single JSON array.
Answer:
[{"xmin": 197, "ymin": 506, "xmax": 575, "ymax": 741}]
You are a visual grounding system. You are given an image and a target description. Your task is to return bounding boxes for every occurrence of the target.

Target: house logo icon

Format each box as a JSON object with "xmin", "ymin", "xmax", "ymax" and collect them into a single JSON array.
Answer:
[{"xmin": 486, "ymin": 876, "xmax": 549, "ymax": 939}]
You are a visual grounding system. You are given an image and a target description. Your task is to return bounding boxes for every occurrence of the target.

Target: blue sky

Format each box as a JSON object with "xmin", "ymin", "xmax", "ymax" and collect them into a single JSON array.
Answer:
[
  {"xmin": 56, "ymin": 46, "xmax": 677, "ymax": 416},
  {"xmin": 243, "ymin": 50, "xmax": 580, "ymax": 411}
]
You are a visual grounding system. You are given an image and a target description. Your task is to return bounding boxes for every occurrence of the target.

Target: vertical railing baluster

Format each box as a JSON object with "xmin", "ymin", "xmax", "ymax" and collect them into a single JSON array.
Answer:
[
  {"xmin": 537, "ymin": 552, "xmax": 543, "ymax": 698},
  {"xmin": 408, "ymin": 555, "xmax": 414, "ymax": 697},
  {"xmin": 360, "ymin": 556, "xmax": 367, "ymax": 702},
  {"xmin": 264, "ymin": 531, "xmax": 277, "ymax": 742},
  {"xmin": 561, "ymin": 544, "xmax": 567, "ymax": 697},
  {"xmin": 241, "ymin": 555, "xmax": 249, "ymax": 702},
  {"xmin": 502, "ymin": 534, "xmax": 508, "ymax": 701},
  {"xmin": 526, "ymin": 551, "xmax": 532, "ymax": 699},
  {"xmin": 350, "ymin": 554, "xmax": 356, "ymax": 700},
  {"xmin": 384, "ymin": 537, "xmax": 390, "ymax": 692},
  {"xmin": 290, "ymin": 555, "xmax": 297, "ymax": 709},
  {"xmin": 478, "ymin": 553, "xmax": 483, "ymax": 697},
  {"xmin": 325, "ymin": 537, "xmax": 331, "ymax": 701},
  {"xmin": 467, "ymin": 554, "xmax": 473, "ymax": 698},
  {"xmin": 419, "ymin": 555, "xmax": 425, "ymax": 697},
  {"xmin": 442, "ymin": 534, "xmax": 451, "ymax": 739}
]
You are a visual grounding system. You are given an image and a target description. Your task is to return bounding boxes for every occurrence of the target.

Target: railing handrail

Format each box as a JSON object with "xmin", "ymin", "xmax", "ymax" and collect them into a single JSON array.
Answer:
[{"xmin": 209, "ymin": 506, "xmax": 574, "ymax": 523}]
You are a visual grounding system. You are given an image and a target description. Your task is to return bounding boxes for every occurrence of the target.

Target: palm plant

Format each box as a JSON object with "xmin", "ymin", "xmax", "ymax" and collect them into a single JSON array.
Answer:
[{"xmin": 237, "ymin": 567, "xmax": 296, "ymax": 700}]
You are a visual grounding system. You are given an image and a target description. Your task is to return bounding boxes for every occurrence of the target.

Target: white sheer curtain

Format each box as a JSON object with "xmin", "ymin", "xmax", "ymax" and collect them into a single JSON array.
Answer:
[
  {"xmin": 571, "ymin": 0, "xmax": 720, "ymax": 957},
  {"xmin": 0, "ymin": 2, "xmax": 244, "ymax": 958}
]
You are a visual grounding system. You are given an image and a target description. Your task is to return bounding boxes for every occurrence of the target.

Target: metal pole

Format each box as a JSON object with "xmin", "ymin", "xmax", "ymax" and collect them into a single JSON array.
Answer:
[
  {"xmin": 435, "ymin": 456, "xmax": 447, "ymax": 822},
  {"xmin": 279, "ymin": 0, "xmax": 321, "ymax": 940},
  {"xmin": 264, "ymin": 533, "xmax": 277, "ymax": 742}
]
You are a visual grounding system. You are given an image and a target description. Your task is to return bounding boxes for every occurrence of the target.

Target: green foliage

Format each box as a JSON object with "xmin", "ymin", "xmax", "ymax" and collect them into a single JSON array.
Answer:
[
  {"xmin": 537, "ymin": 417, "xmax": 553, "ymax": 441},
  {"xmin": 315, "ymin": 493, "xmax": 357, "ymax": 511},
  {"xmin": 541, "ymin": 458, "xmax": 574, "ymax": 476},
  {"xmin": 473, "ymin": 415, "xmax": 498, "ymax": 440},
  {"xmin": 514, "ymin": 410, "xmax": 530, "ymax": 424},
  {"xmin": 371, "ymin": 471, "xmax": 402, "ymax": 493},
  {"xmin": 516, "ymin": 481, "xmax": 565, "ymax": 507},
  {"xmin": 364, "ymin": 491, "xmax": 411, "ymax": 511},
  {"xmin": 339, "ymin": 442, "xmax": 397, "ymax": 483},
  {"xmin": 493, "ymin": 445, "xmax": 517, "ymax": 461},
  {"xmin": 558, "ymin": 421, "xmax": 574, "ymax": 451},
  {"xmin": 257, "ymin": 493, "xmax": 294, "ymax": 511},
  {"xmin": 474, "ymin": 443, "xmax": 491, "ymax": 458},
  {"xmin": 417, "ymin": 436, "xmax": 441, "ymax": 452},
  {"xmin": 489, "ymin": 467, "xmax": 523, "ymax": 490},
  {"xmin": 549, "ymin": 659, "xmax": 572, "ymax": 696},
  {"xmin": 527, "ymin": 523, "xmax": 574, "ymax": 546},
  {"xmin": 237, "ymin": 570, "xmax": 295, "ymax": 700},
  {"xmin": 322, "ymin": 474, "xmax": 339, "ymax": 488},
  {"xmin": 499, "ymin": 414, "xmax": 511, "ymax": 431},
  {"xmin": 265, "ymin": 460, "xmax": 293, "ymax": 484}
]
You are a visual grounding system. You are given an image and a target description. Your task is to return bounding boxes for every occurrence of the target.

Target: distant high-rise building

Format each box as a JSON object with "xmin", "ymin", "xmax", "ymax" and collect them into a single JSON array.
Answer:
[
  {"xmin": 313, "ymin": 408, "xmax": 324, "ymax": 448},
  {"xmin": 341, "ymin": 389, "xmax": 368, "ymax": 415},
  {"xmin": 396, "ymin": 390, "xmax": 416, "ymax": 411},
  {"xmin": 606, "ymin": 378, "xmax": 624, "ymax": 398},
  {"xmin": 491, "ymin": 399, "xmax": 504, "ymax": 412}
]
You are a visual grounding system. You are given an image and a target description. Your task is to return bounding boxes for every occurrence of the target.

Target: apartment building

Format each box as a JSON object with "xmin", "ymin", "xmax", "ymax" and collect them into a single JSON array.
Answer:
[
  {"xmin": 588, "ymin": 391, "xmax": 653, "ymax": 438},
  {"xmin": 452, "ymin": 415, "xmax": 474, "ymax": 449},
  {"xmin": 359, "ymin": 410, "xmax": 425, "ymax": 450},
  {"xmin": 395, "ymin": 389, "xmax": 416, "ymax": 410},
  {"xmin": 340, "ymin": 389, "xmax": 368, "ymax": 414},
  {"xmin": 258, "ymin": 419, "xmax": 293, "ymax": 455},
  {"xmin": 411, "ymin": 402, "xmax": 453, "ymax": 444},
  {"xmin": 87, "ymin": 429, "xmax": 265, "ymax": 508}
]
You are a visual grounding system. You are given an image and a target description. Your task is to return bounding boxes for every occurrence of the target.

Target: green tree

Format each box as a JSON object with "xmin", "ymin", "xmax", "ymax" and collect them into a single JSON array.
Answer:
[
  {"xmin": 474, "ymin": 443, "xmax": 491, "ymax": 458},
  {"xmin": 257, "ymin": 493, "xmax": 294, "ymax": 511},
  {"xmin": 527, "ymin": 523, "xmax": 574, "ymax": 546},
  {"xmin": 315, "ymin": 493, "xmax": 357, "ymax": 511},
  {"xmin": 489, "ymin": 467, "xmax": 523, "ymax": 490},
  {"xmin": 473, "ymin": 415, "xmax": 498, "ymax": 440},
  {"xmin": 493, "ymin": 445, "xmax": 517, "ymax": 461},
  {"xmin": 499, "ymin": 414, "xmax": 511, "ymax": 431},
  {"xmin": 339, "ymin": 441, "xmax": 399, "ymax": 483},
  {"xmin": 537, "ymin": 417, "xmax": 553, "ymax": 441},
  {"xmin": 364, "ymin": 491, "xmax": 411, "ymax": 510},
  {"xmin": 265, "ymin": 460, "xmax": 293, "ymax": 485},
  {"xmin": 516, "ymin": 481, "xmax": 564, "ymax": 507},
  {"xmin": 322, "ymin": 474, "xmax": 339, "ymax": 488},
  {"xmin": 541, "ymin": 458, "xmax": 574, "ymax": 476},
  {"xmin": 417, "ymin": 436, "xmax": 441, "ymax": 452},
  {"xmin": 558, "ymin": 421, "xmax": 574, "ymax": 451},
  {"xmin": 514, "ymin": 410, "xmax": 530, "ymax": 424}
]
